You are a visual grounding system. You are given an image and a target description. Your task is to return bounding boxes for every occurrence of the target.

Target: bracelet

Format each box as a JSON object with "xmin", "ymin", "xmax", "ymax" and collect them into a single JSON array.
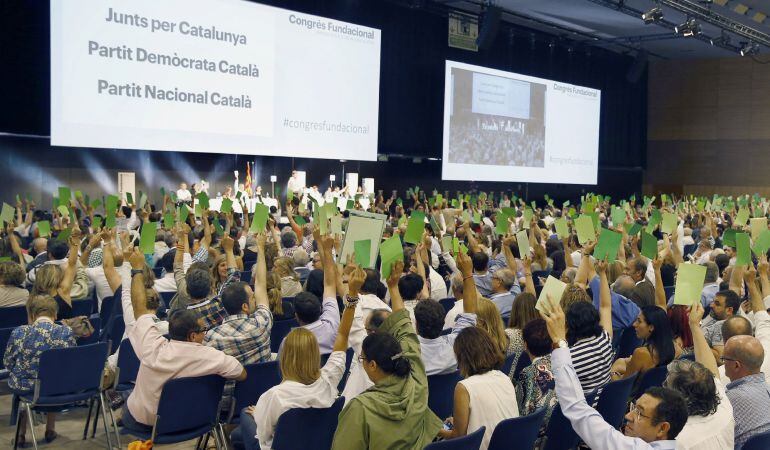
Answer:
[
  {"xmin": 463, "ymin": 275, "xmax": 473, "ymax": 280},
  {"xmin": 344, "ymin": 295, "xmax": 360, "ymax": 308}
]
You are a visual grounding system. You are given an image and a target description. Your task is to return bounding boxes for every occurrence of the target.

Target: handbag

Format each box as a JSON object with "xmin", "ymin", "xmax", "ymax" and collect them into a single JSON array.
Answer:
[{"xmin": 61, "ymin": 316, "xmax": 95, "ymax": 338}]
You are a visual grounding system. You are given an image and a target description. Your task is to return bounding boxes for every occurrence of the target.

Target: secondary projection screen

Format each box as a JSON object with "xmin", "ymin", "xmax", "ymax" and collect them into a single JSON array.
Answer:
[
  {"xmin": 442, "ymin": 61, "xmax": 600, "ymax": 184},
  {"xmin": 50, "ymin": 0, "xmax": 381, "ymax": 161}
]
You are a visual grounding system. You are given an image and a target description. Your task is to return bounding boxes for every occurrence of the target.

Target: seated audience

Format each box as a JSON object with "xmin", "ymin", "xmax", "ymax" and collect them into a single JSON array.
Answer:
[
  {"xmin": 505, "ymin": 291, "xmax": 538, "ymax": 378},
  {"xmin": 0, "ymin": 260, "xmax": 28, "ymax": 307},
  {"xmin": 443, "ymin": 272, "xmax": 465, "ymax": 330},
  {"xmin": 4, "ymin": 295, "xmax": 77, "ymax": 445},
  {"xmin": 515, "ymin": 318, "xmax": 557, "ymax": 447},
  {"xmin": 611, "ymin": 305, "xmax": 675, "ymax": 381},
  {"xmin": 274, "ymin": 256, "xmax": 302, "ymax": 297},
  {"xmin": 29, "ymin": 231, "xmax": 80, "ymax": 319}
]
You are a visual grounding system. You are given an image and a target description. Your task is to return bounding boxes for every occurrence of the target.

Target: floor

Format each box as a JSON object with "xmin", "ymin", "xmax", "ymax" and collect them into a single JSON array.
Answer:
[{"xmin": 0, "ymin": 384, "xmax": 206, "ymax": 449}]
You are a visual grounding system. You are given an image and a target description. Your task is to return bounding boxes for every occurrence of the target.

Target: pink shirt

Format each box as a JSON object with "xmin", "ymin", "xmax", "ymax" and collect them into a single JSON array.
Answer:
[{"xmin": 127, "ymin": 314, "xmax": 243, "ymax": 426}]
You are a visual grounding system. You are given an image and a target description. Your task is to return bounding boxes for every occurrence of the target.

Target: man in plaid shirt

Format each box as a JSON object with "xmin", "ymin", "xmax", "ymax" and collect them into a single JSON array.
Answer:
[
  {"xmin": 186, "ymin": 236, "xmax": 241, "ymax": 330},
  {"xmin": 204, "ymin": 232, "xmax": 273, "ymax": 364}
]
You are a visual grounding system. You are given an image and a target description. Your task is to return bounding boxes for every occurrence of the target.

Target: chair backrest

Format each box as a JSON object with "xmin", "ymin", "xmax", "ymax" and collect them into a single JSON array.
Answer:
[
  {"xmin": 77, "ymin": 317, "xmax": 101, "ymax": 346},
  {"xmin": 71, "ymin": 299, "xmax": 93, "ymax": 317},
  {"xmin": 239, "ymin": 271, "xmax": 252, "ymax": 284},
  {"xmin": 0, "ymin": 326, "xmax": 14, "ymax": 371},
  {"xmin": 634, "ymin": 366, "xmax": 668, "ymax": 399},
  {"xmin": 272, "ymin": 396, "xmax": 345, "ymax": 450},
  {"xmin": 427, "ymin": 371, "xmax": 463, "ymax": 419},
  {"xmin": 37, "ymin": 342, "xmax": 108, "ymax": 400},
  {"xmin": 488, "ymin": 406, "xmax": 547, "ymax": 450},
  {"xmin": 438, "ymin": 297, "xmax": 455, "ymax": 314},
  {"xmin": 159, "ymin": 291, "xmax": 175, "ymax": 308},
  {"xmin": 615, "ymin": 327, "xmax": 643, "ymax": 360},
  {"xmin": 542, "ymin": 391, "xmax": 597, "ymax": 450},
  {"xmin": 744, "ymin": 429, "xmax": 770, "ymax": 450},
  {"xmin": 271, "ymin": 318, "xmax": 298, "ymax": 353},
  {"xmin": 683, "ymin": 244, "xmax": 698, "ymax": 258},
  {"xmin": 99, "ymin": 295, "xmax": 115, "ymax": 324},
  {"xmin": 232, "ymin": 360, "xmax": 282, "ymax": 417},
  {"xmin": 663, "ymin": 286, "xmax": 675, "ymax": 302},
  {"xmin": 595, "ymin": 375, "xmax": 636, "ymax": 429},
  {"xmin": 512, "ymin": 352, "xmax": 532, "ymax": 380},
  {"xmin": 501, "ymin": 353, "xmax": 517, "ymax": 376},
  {"xmin": 532, "ymin": 270, "xmax": 551, "ymax": 285},
  {"xmin": 104, "ymin": 315, "xmax": 125, "ymax": 354},
  {"xmin": 155, "ymin": 375, "xmax": 225, "ymax": 436},
  {"xmin": 424, "ymin": 426, "xmax": 486, "ymax": 450},
  {"xmin": 0, "ymin": 305, "xmax": 28, "ymax": 328},
  {"xmin": 116, "ymin": 338, "xmax": 141, "ymax": 388},
  {"xmin": 153, "ymin": 267, "xmax": 164, "ymax": 279}
]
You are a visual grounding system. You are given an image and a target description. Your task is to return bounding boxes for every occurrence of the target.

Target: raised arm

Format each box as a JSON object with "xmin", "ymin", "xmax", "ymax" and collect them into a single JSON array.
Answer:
[
  {"xmin": 414, "ymin": 241, "xmax": 430, "ymax": 300},
  {"xmin": 79, "ymin": 233, "xmax": 100, "ymax": 266},
  {"xmin": 729, "ymin": 262, "xmax": 745, "ymax": 297},
  {"xmin": 333, "ymin": 267, "xmax": 364, "ymax": 352},
  {"xmin": 596, "ymin": 259, "xmax": 613, "ymax": 338},
  {"xmin": 200, "ymin": 210, "xmax": 212, "ymax": 249},
  {"xmin": 319, "ymin": 233, "xmax": 337, "ymax": 299},
  {"xmin": 522, "ymin": 254, "xmax": 536, "ymax": 296},
  {"xmin": 253, "ymin": 232, "xmax": 269, "ymax": 309},
  {"xmin": 128, "ymin": 248, "xmax": 150, "ymax": 319},
  {"xmin": 455, "ymin": 250, "xmax": 477, "ymax": 314},
  {"xmin": 652, "ymin": 257, "xmax": 667, "ymax": 310},
  {"xmin": 574, "ymin": 241, "xmax": 596, "ymax": 287},
  {"xmin": 758, "ymin": 256, "xmax": 770, "ymax": 300},
  {"xmin": 744, "ymin": 266, "xmax": 764, "ymax": 314},
  {"xmin": 6, "ymin": 226, "xmax": 25, "ymax": 268},
  {"xmin": 688, "ymin": 302, "xmax": 719, "ymax": 377},
  {"xmin": 58, "ymin": 227, "xmax": 81, "ymax": 304},
  {"xmin": 386, "ymin": 260, "xmax": 405, "ymax": 312},
  {"xmin": 101, "ymin": 229, "xmax": 123, "ymax": 293}
]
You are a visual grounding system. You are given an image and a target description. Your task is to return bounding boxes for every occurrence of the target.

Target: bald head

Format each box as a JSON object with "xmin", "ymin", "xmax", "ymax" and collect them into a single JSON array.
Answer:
[
  {"xmin": 33, "ymin": 238, "xmax": 47, "ymax": 253},
  {"xmin": 612, "ymin": 275, "xmax": 636, "ymax": 300},
  {"xmin": 725, "ymin": 335, "xmax": 764, "ymax": 373},
  {"xmin": 721, "ymin": 316, "xmax": 753, "ymax": 343}
]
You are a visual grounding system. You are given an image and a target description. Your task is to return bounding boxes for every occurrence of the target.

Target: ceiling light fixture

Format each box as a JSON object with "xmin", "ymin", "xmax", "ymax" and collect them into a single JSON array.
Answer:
[
  {"xmin": 675, "ymin": 18, "xmax": 701, "ymax": 37},
  {"xmin": 740, "ymin": 41, "xmax": 760, "ymax": 56},
  {"xmin": 642, "ymin": 7, "xmax": 664, "ymax": 24}
]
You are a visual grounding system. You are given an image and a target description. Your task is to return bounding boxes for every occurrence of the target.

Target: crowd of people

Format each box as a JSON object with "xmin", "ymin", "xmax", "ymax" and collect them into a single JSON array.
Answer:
[
  {"xmin": 447, "ymin": 120, "xmax": 545, "ymax": 167},
  {"xmin": 1, "ymin": 188, "xmax": 770, "ymax": 449}
]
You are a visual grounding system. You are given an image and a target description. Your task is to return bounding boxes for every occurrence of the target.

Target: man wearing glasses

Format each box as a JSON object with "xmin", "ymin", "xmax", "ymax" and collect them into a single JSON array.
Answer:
[{"xmin": 541, "ymin": 303, "xmax": 688, "ymax": 449}]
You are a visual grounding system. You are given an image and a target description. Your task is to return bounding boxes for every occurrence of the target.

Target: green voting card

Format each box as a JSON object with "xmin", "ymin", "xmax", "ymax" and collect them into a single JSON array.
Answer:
[
  {"xmin": 736, "ymin": 232, "xmax": 751, "ymax": 266},
  {"xmin": 106, "ymin": 195, "xmax": 119, "ymax": 213},
  {"xmin": 495, "ymin": 214, "xmax": 509, "ymax": 235},
  {"xmin": 516, "ymin": 230, "xmax": 530, "ymax": 257},
  {"xmin": 354, "ymin": 239, "xmax": 372, "ymax": 268},
  {"xmin": 92, "ymin": 216, "xmax": 103, "ymax": 230},
  {"xmin": 674, "ymin": 263, "xmax": 707, "ymax": 306},
  {"xmin": 58, "ymin": 187, "xmax": 71, "ymax": 203},
  {"xmin": 330, "ymin": 216, "xmax": 343, "ymax": 235},
  {"xmin": 452, "ymin": 237, "xmax": 460, "ymax": 254},
  {"xmin": 575, "ymin": 215, "xmax": 595, "ymax": 245},
  {"xmin": 221, "ymin": 198, "xmax": 233, "ymax": 214},
  {"xmin": 179, "ymin": 205, "xmax": 189, "ymax": 224},
  {"xmin": 736, "ymin": 208, "xmax": 749, "ymax": 227},
  {"xmin": 37, "ymin": 220, "xmax": 51, "ymax": 237},
  {"xmin": 404, "ymin": 211, "xmax": 426, "ymax": 244},
  {"xmin": 197, "ymin": 192, "xmax": 209, "ymax": 210},
  {"xmin": 57, "ymin": 205, "xmax": 70, "ymax": 218},
  {"xmin": 661, "ymin": 212, "xmax": 677, "ymax": 235},
  {"xmin": 138, "ymin": 192, "xmax": 148, "ymax": 210},
  {"xmin": 753, "ymin": 229, "xmax": 770, "ymax": 257},
  {"xmin": 441, "ymin": 236, "xmax": 452, "ymax": 252},
  {"xmin": 555, "ymin": 217, "xmax": 569, "ymax": 239},
  {"xmin": 625, "ymin": 222, "xmax": 642, "ymax": 236},
  {"xmin": 380, "ymin": 235, "xmax": 403, "ymax": 278},
  {"xmin": 56, "ymin": 227, "xmax": 72, "ymax": 243},
  {"xmin": 294, "ymin": 215, "xmax": 307, "ymax": 226},
  {"xmin": 723, "ymin": 229, "xmax": 737, "ymax": 248},
  {"xmin": 251, "ymin": 204, "xmax": 269, "ymax": 233},
  {"xmin": 611, "ymin": 207, "xmax": 625, "ymax": 227},
  {"xmin": 536, "ymin": 276, "xmax": 567, "ymax": 314},
  {"xmin": 750, "ymin": 217, "xmax": 767, "ymax": 240},
  {"xmin": 0, "ymin": 203, "xmax": 14, "ymax": 225},
  {"xmin": 163, "ymin": 212, "xmax": 174, "ymax": 229},
  {"xmin": 429, "ymin": 216, "xmax": 441, "ymax": 235},
  {"xmin": 139, "ymin": 222, "xmax": 157, "ymax": 255},
  {"xmin": 105, "ymin": 210, "xmax": 116, "ymax": 229},
  {"xmin": 594, "ymin": 228, "xmax": 623, "ymax": 262},
  {"xmin": 125, "ymin": 192, "xmax": 133, "ymax": 205},
  {"xmin": 641, "ymin": 231, "xmax": 658, "ymax": 260}
]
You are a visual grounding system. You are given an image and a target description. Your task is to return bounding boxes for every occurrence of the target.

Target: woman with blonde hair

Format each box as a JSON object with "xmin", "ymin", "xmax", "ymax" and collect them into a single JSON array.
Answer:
[
  {"xmin": 273, "ymin": 256, "xmax": 302, "ymax": 297},
  {"xmin": 229, "ymin": 267, "xmax": 362, "ymax": 450},
  {"xmin": 210, "ymin": 253, "xmax": 229, "ymax": 296},
  {"xmin": 264, "ymin": 263, "xmax": 295, "ymax": 321},
  {"xmin": 31, "ymin": 232, "xmax": 79, "ymax": 319},
  {"xmin": 476, "ymin": 297, "xmax": 515, "ymax": 356}
]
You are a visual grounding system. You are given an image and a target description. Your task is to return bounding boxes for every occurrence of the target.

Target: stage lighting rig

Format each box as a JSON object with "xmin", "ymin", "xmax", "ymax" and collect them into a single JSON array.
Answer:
[
  {"xmin": 642, "ymin": 7, "xmax": 663, "ymax": 24},
  {"xmin": 740, "ymin": 41, "xmax": 760, "ymax": 56},
  {"xmin": 675, "ymin": 18, "xmax": 700, "ymax": 37}
]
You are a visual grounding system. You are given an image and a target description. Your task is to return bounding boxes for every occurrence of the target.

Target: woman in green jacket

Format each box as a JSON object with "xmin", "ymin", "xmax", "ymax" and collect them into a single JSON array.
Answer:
[{"xmin": 332, "ymin": 256, "xmax": 443, "ymax": 450}]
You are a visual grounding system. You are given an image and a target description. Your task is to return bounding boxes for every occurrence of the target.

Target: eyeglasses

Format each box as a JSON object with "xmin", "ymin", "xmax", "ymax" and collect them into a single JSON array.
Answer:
[
  {"xmin": 719, "ymin": 356, "xmax": 739, "ymax": 364},
  {"xmin": 629, "ymin": 403, "xmax": 652, "ymax": 421},
  {"xmin": 357, "ymin": 355, "xmax": 368, "ymax": 363}
]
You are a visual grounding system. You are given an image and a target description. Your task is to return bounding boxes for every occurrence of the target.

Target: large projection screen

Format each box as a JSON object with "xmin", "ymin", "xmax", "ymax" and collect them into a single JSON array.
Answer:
[
  {"xmin": 51, "ymin": 0, "xmax": 381, "ymax": 161},
  {"xmin": 442, "ymin": 60, "xmax": 601, "ymax": 184}
]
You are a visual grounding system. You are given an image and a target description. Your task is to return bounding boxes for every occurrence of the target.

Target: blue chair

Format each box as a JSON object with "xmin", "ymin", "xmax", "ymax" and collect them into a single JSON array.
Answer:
[
  {"xmin": 271, "ymin": 396, "xmax": 345, "ymax": 450},
  {"xmin": 0, "ymin": 305, "xmax": 27, "ymax": 328},
  {"xmin": 488, "ymin": 406, "xmax": 547, "ymax": 450},
  {"xmin": 102, "ymin": 314, "xmax": 125, "ymax": 354},
  {"xmin": 121, "ymin": 374, "xmax": 227, "ymax": 448},
  {"xmin": 744, "ymin": 429, "xmax": 770, "ymax": 450},
  {"xmin": 424, "ymin": 426, "xmax": 485, "ymax": 450},
  {"xmin": 663, "ymin": 286, "xmax": 675, "ymax": 302},
  {"xmin": 99, "ymin": 295, "xmax": 115, "ymax": 324},
  {"xmin": 532, "ymin": 270, "xmax": 551, "ymax": 285},
  {"xmin": 115, "ymin": 338, "xmax": 141, "ymax": 392},
  {"xmin": 439, "ymin": 297, "xmax": 455, "ymax": 314},
  {"xmin": 12, "ymin": 342, "xmax": 117, "ymax": 450},
  {"xmin": 615, "ymin": 327, "xmax": 643, "ymax": 360},
  {"xmin": 159, "ymin": 291, "xmax": 175, "ymax": 308},
  {"xmin": 227, "ymin": 360, "xmax": 281, "ymax": 424},
  {"xmin": 683, "ymin": 244, "xmax": 697, "ymax": 258},
  {"xmin": 633, "ymin": 366, "xmax": 668, "ymax": 399},
  {"xmin": 239, "ymin": 270, "xmax": 252, "ymax": 284},
  {"xmin": 542, "ymin": 391, "xmax": 597, "ymax": 450},
  {"xmin": 427, "ymin": 371, "xmax": 463, "ymax": 419},
  {"xmin": 596, "ymin": 375, "xmax": 636, "ymax": 429},
  {"xmin": 71, "ymin": 299, "xmax": 93, "ymax": 317},
  {"xmin": 501, "ymin": 352, "xmax": 517, "ymax": 376},
  {"xmin": 511, "ymin": 352, "xmax": 532, "ymax": 380},
  {"xmin": 153, "ymin": 267, "xmax": 164, "ymax": 278},
  {"xmin": 0, "ymin": 326, "xmax": 14, "ymax": 380},
  {"xmin": 319, "ymin": 348, "xmax": 355, "ymax": 392},
  {"xmin": 271, "ymin": 318, "xmax": 298, "ymax": 353}
]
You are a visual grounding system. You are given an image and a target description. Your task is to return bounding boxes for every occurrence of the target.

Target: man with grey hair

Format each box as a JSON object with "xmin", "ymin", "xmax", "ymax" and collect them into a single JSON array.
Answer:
[
  {"xmin": 700, "ymin": 262, "xmax": 720, "ymax": 308},
  {"xmin": 489, "ymin": 268, "xmax": 519, "ymax": 321},
  {"xmin": 292, "ymin": 249, "xmax": 310, "ymax": 284},
  {"xmin": 443, "ymin": 272, "xmax": 465, "ymax": 330},
  {"xmin": 722, "ymin": 335, "xmax": 770, "ymax": 449}
]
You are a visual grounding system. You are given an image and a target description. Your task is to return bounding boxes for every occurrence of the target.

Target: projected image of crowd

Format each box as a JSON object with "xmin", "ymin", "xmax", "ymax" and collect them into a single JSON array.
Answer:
[{"xmin": 448, "ymin": 117, "xmax": 545, "ymax": 167}]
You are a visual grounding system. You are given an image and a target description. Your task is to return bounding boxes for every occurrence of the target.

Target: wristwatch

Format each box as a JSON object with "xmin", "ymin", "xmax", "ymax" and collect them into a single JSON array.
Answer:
[
  {"xmin": 344, "ymin": 295, "xmax": 360, "ymax": 309},
  {"xmin": 131, "ymin": 269, "xmax": 144, "ymax": 278}
]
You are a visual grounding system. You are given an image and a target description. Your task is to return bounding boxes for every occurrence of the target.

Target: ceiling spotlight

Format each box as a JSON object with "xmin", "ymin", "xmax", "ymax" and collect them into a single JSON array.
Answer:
[
  {"xmin": 740, "ymin": 42, "xmax": 760, "ymax": 56},
  {"xmin": 709, "ymin": 33, "xmax": 731, "ymax": 46},
  {"xmin": 642, "ymin": 7, "xmax": 663, "ymax": 24},
  {"xmin": 675, "ymin": 18, "xmax": 700, "ymax": 37}
]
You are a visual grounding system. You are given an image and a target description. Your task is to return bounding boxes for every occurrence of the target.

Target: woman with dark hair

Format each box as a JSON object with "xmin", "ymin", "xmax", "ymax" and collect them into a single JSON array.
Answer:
[
  {"xmin": 610, "ymin": 305, "xmax": 675, "ymax": 380},
  {"xmin": 304, "ymin": 269, "xmax": 325, "ymax": 299},
  {"xmin": 668, "ymin": 305, "xmax": 694, "ymax": 356},
  {"xmin": 505, "ymin": 292, "xmax": 539, "ymax": 379},
  {"xmin": 332, "ymin": 259, "xmax": 442, "ymax": 450}
]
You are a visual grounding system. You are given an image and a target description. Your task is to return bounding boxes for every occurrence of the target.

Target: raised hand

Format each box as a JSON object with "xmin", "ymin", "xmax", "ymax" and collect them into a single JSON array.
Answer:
[
  {"xmin": 387, "ymin": 260, "xmax": 404, "ymax": 287},
  {"xmin": 687, "ymin": 301, "xmax": 704, "ymax": 329},
  {"xmin": 348, "ymin": 267, "xmax": 366, "ymax": 296},
  {"xmin": 129, "ymin": 248, "xmax": 145, "ymax": 270},
  {"xmin": 222, "ymin": 235, "xmax": 235, "ymax": 253},
  {"xmin": 539, "ymin": 301, "xmax": 567, "ymax": 344},
  {"xmin": 456, "ymin": 249, "xmax": 472, "ymax": 277}
]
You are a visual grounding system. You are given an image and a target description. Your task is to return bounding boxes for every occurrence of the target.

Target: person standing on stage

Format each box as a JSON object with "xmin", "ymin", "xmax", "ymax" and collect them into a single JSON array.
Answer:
[
  {"xmin": 287, "ymin": 170, "xmax": 303, "ymax": 198},
  {"xmin": 177, "ymin": 182, "xmax": 192, "ymax": 205}
]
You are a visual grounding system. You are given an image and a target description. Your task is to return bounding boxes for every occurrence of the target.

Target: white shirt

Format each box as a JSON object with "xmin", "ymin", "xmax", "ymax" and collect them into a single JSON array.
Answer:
[
  {"xmin": 459, "ymin": 370, "xmax": 520, "ymax": 450},
  {"xmin": 723, "ymin": 309, "xmax": 770, "ymax": 385},
  {"xmin": 342, "ymin": 292, "xmax": 389, "ymax": 405},
  {"xmin": 253, "ymin": 351, "xmax": 346, "ymax": 450},
  {"xmin": 85, "ymin": 266, "xmax": 115, "ymax": 308},
  {"xmin": 443, "ymin": 299, "xmax": 464, "ymax": 330},
  {"xmin": 176, "ymin": 188, "xmax": 192, "ymax": 202},
  {"xmin": 675, "ymin": 377, "xmax": 734, "ymax": 450},
  {"xmin": 428, "ymin": 267, "xmax": 448, "ymax": 301},
  {"xmin": 153, "ymin": 273, "xmax": 178, "ymax": 294},
  {"xmin": 419, "ymin": 313, "xmax": 476, "ymax": 375}
]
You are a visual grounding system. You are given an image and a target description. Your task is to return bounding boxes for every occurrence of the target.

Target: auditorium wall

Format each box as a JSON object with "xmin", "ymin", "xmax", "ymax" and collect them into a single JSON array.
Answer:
[
  {"xmin": 645, "ymin": 57, "xmax": 770, "ymax": 197},
  {"xmin": 0, "ymin": 0, "xmax": 647, "ymax": 203}
]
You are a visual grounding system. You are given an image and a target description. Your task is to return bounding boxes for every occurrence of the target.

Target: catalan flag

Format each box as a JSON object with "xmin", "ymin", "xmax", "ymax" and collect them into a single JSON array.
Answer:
[{"xmin": 244, "ymin": 162, "xmax": 253, "ymax": 196}]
